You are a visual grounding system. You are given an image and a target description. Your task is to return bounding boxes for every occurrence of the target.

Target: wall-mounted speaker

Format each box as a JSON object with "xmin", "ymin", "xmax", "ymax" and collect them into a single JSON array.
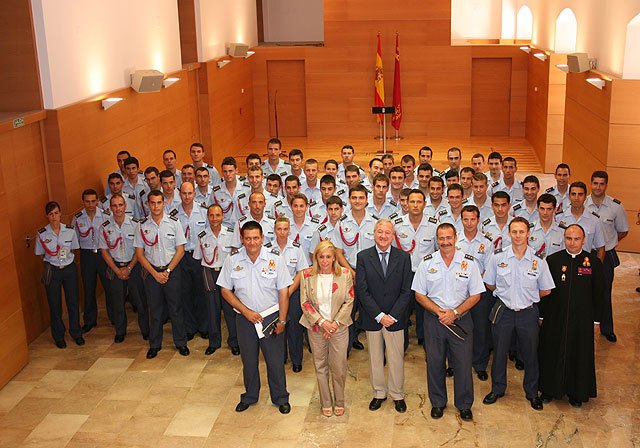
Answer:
[
  {"xmin": 130, "ymin": 70, "xmax": 164, "ymax": 93},
  {"xmin": 227, "ymin": 43, "xmax": 249, "ymax": 57},
  {"xmin": 566, "ymin": 53, "xmax": 590, "ymax": 73}
]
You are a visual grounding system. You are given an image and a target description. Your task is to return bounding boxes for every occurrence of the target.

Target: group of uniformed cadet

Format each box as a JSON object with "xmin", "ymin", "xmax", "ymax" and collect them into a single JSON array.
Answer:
[{"xmin": 35, "ymin": 138, "xmax": 628, "ymax": 418}]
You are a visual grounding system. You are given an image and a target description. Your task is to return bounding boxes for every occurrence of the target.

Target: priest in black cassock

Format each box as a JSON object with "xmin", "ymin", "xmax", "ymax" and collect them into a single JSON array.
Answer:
[{"xmin": 538, "ymin": 224, "xmax": 605, "ymax": 407}]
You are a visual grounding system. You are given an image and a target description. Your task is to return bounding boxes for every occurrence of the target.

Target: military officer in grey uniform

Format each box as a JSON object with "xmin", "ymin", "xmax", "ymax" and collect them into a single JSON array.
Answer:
[
  {"xmin": 134, "ymin": 190, "xmax": 189, "ymax": 359},
  {"xmin": 231, "ymin": 192, "xmax": 276, "ymax": 248},
  {"xmin": 412, "ymin": 223, "xmax": 485, "ymax": 421},
  {"xmin": 190, "ymin": 142, "xmax": 221, "ymax": 186},
  {"xmin": 482, "ymin": 217, "xmax": 555, "ymax": 410},
  {"xmin": 71, "ymin": 188, "xmax": 111, "ymax": 332},
  {"xmin": 528, "ymin": 194, "xmax": 564, "ymax": 259},
  {"xmin": 490, "ymin": 157, "xmax": 523, "ymax": 202},
  {"xmin": 99, "ymin": 194, "xmax": 148, "ymax": 343},
  {"xmin": 193, "ymin": 203, "xmax": 237, "ymax": 355},
  {"xmin": 194, "ymin": 166, "xmax": 214, "ymax": 206},
  {"xmin": 309, "ymin": 196, "xmax": 344, "ymax": 255},
  {"xmin": 482, "ymin": 191, "xmax": 513, "ymax": 251},
  {"xmin": 35, "ymin": 201, "xmax": 84, "ymax": 348},
  {"xmin": 511, "ymin": 175, "xmax": 540, "ymax": 223},
  {"xmin": 545, "ymin": 163, "xmax": 571, "ymax": 214},
  {"xmin": 102, "ymin": 173, "xmax": 140, "ymax": 219},
  {"xmin": 172, "ymin": 181, "xmax": 209, "ymax": 340},
  {"xmin": 217, "ymin": 220, "xmax": 293, "ymax": 414},
  {"xmin": 586, "ymin": 171, "xmax": 629, "ymax": 342},
  {"xmin": 262, "ymin": 138, "xmax": 292, "ymax": 182}
]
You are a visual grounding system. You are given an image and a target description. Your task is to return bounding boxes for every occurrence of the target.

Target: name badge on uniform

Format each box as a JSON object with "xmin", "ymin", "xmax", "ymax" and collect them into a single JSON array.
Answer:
[
  {"xmin": 577, "ymin": 267, "xmax": 592, "ymax": 275},
  {"xmin": 59, "ymin": 249, "xmax": 68, "ymax": 260}
]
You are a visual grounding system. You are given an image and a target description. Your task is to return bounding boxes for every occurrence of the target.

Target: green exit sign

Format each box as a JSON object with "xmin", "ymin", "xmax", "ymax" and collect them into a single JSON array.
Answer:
[{"xmin": 13, "ymin": 117, "xmax": 25, "ymax": 129}]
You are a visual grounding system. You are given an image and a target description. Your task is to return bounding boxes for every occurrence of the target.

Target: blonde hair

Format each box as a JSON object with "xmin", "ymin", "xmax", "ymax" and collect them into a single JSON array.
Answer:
[{"xmin": 310, "ymin": 240, "xmax": 343, "ymax": 276}]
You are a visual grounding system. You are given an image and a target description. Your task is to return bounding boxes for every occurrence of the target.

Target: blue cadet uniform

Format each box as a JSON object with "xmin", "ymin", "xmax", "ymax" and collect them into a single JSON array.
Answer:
[
  {"xmin": 196, "ymin": 162, "xmax": 221, "ymax": 186},
  {"xmin": 490, "ymin": 179, "xmax": 524, "ymax": 202},
  {"xmin": 438, "ymin": 206, "xmax": 464, "ymax": 235},
  {"xmin": 545, "ymin": 185, "xmax": 570, "ymax": 214},
  {"xmin": 309, "ymin": 221, "xmax": 339, "ymax": 255},
  {"xmin": 585, "ymin": 194, "xmax": 629, "ymax": 336},
  {"xmin": 101, "ymin": 193, "xmax": 140, "ymax": 219},
  {"xmin": 105, "ymin": 170, "xmax": 144, "ymax": 196},
  {"xmin": 336, "ymin": 163, "xmax": 366, "ymax": 183},
  {"xmin": 267, "ymin": 239, "xmax": 310, "ymax": 367},
  {"xmin": 71, "ymin": 208, "xmax": 112, "ymax": 329},
  {"xmin": 456, "ymin": 230, "xmax": 495, "ymax": 374},
  {"xmin": 308, "ymin": 200, "xmax": 329, "ymax": 224},
  {"xmin": 411, "ymin": 250, "xmax": 486, "ymax": 412},
  {"xmin": 172, "ymin": 203, "xmax": 209, "ymax": 337},
  {"xmin": 217, "ymin": 246, "xmax": 293, "ymax": 406},
  {"xmin": 481, "ymin": 216, "xmax": 512, "ymax": 251},
  {"xmin": 301, "ymin": 182, "xmax": 322, "ymax": 205},
  {"xmin": 272, "ymin": 198, "xmax": 294, "ymax": 221},
  {"xmin": 162, "ymin": 189, "xmax": 182, "ymax": 214},
  {"xmin": 212, "ymin": 180, "xmax": 251, "ymax": 227},
  {"xmin": 35, "ymin": 224, "xmax": 82, "ymax": 343},
  {"xmin": 556, "ymin": 209, "xmax": 605, "ymax": 253},
  {"xmin": 98, "ymin": 216, "xmax": 148, "ymax": 338},
  {"xmin": 134, "ymin": 214, "xmax": 188, "ymax": 351},
  {"xmin": 483, "ymin": 246, "xmax": 555, "ymax": 400},
  {"xmin": 366, "ymin": 200, "xmax": 399, "ymax": 219},
  {"xmin": 289, "ymin": 216, "xmax": 320, "ymax": 265},
  {"xmin": 193, "ymin": 225, "xmax": 237, "ymax": 352},
  {"xmin": 231, "ymin": 214, "xmax": 276, "ymax": 248},
  {"xmin": 424, "ymin": 198, "xmax": 448, "ymax": 219},
  {"xmin": 194, "ymin": 185, "xmax": 214, "ymax": 207},
  {"xmin": 468, "ymin": 196, "xmax": 494, "ymax": 222},
  {"xmin": 262, "ymin": 159, "xmax": 291, "ymax": 178},
  {"xmin": 511, "ymin": 200, "xmax": 539, "ymax": 223},
  {"xmin": 528, "ymin": 221, "xmax": 564, "ymax": 259}
]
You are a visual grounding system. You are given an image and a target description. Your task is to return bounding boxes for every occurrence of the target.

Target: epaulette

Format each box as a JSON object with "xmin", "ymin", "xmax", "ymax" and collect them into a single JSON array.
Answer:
[
  {"xmin": 265, "ymin": 241, "xmax": 273, "ymax": 248},
  {"xmin": 512, "ymin": 203, "xmax": 522, "ymax": 211},
  {"xmin": 528, "ymin": 222, "xmax": 535, "ymax": 228},
  {"xmin": 545, "ymin": 186, "xmax": 554, "ymax": 193},
  {"xmin": 274, "ymin": 200, "xmax": 283, "ymax": 207},
  {"xmin": 198, "ymin": 230, "xmax": 206, "ymax": 239},
  {"xmin": 283, "ymin": 161, "xmax": 291, "ymax": 166},
  {"xmin": 372, "ymin": 214, "xmax": 380, "ymax": 220},
  {"xmin": 226, "ymin": 227, "xmax": 234, "ymax": 233},
  {"xmin": 533, "ymin": 252, "xmax": 543, "ymax": 259},
  {"xmin": 338, "ymin": 179, "xmax": 346, "ymax": 184},
  {"xmin": 213, "ymin": 185, "xmax": 221, "ymax": 192},
  {"xmin": 428, "ymin": 216, "xmax": 438, "ymax": 224},
  {"xmin": 309, "ymin": 200, "xmax": 317, "ymax": 207},
  {"xmin": 292, "ymin": 241, "xmax": 300, "ymax": 247},
  {"xmin": 318, "ymin": 224, "xmax": 327, "ymax": 232},
  {"xmin": 279, "ymin": 171, "xmax": 288, "ymax": 177},
  {"xmin": 38, "ymin": 227, "xmax": 46, "ymax": 234},
  {"xmin": 464, "ymin": 254, "xmax": 475, "ymax": 261},
  {"xmin": 169, "ymin": 208, "xmax": 178, "ymax": 216},
  {"xmin": 127, "ymin": 194, "xmax": 135, "ymax": 200},
  {"xmin": 101, "ymin": 198, "xmax": 108, "ymax": 204},
  {"xmin": 271, "ymin": 248, "xmax": 280, "ymax": 255},
  {"xmin": 140, "ymin": 217, "xmax": 148, "ymax": 224},
  {"xmin": 483, "ymin": 218, "xmax": 491, "ymax": 226},
  {"xmin": 613, "ymin": 198, "xmax": 621, "ymax": 204},
  {"xmin": 138, "ymin": 170, "xmax": 143, "ymax": 174},
  {"xmin": 491, "ymin": 181, "xmax": 499, "ymax": 188},
  {"xmin": 66, "ymin": 224, "xmax": 74, "ymax": 229},
  {"xmin": 438, "ymin": 209, "xmax": 448, "ymax": 216},
  {"xmin": 340, "ymin": 214, "xmax": 347, "ymax": 221},
  {"xmin": 238, "ymin": 215, "xmax": 248, "ymax": 222},
  {"xmin": 336, "ymin": 189, "xmax": 345, "ymax": 196},
  {"xmin": 169, "ymin": 215, "xmax": 179, "ymax": 221},
  {"xmin": 132, "ymin": 217, "xmax": 140, "ymax": 223},
  {"xmin": 311, "ymin": 217, "xmax": 319, "ymax": 224},
  {"xmin": 494, "ymin": 248, "xmax": 503, "ymax": 254},
  {"xmin": 239, "ymin": 176, "xmax": 246, "ymax": 181},
  {"xmin": 395, "ymin": 217, "xmax": 403, "ymax": 224},
  {"xmin": 462, "ymin": 198, "xmax": 469, "ymax": 204},
  {"xmin": 555, "ymin": 209, "xmax": 563, "ymax": 215},
  {"xmin": 270, "ymin": 193, "xmax": 278, "ymax": 198},
  {"xmin": 75, "ymin": 211, "xmax": 83, "ymax": 218},
  {"xmin": 103, "ymin": 209, "xmax": 111, "ymax": 215},
  {"xmin": 140, "ymin": 190, "xmax": 146, "ymax": 197},
  {"xmin": 198, "ymin": 202, "xmax": 208, "ymax": 209},
  {"xmin": 102, "ymin": 220, "xmax": 110, "ymax": 227},
  {"xmin": 423, "ymin": 254, "xmax": 433, "ymax": 261},
  {"xmin": 483, "ymin": 233, "xmax": 493, "ymax": 241},
  {"xmin": 230, "ymin": 248, "xmax": 240, "ymax": 255},
  {"xmin": 364, "ymin": 187, "xmax": 372, "ymax": 194},
  {"xmin": 390, "ymin": 200, "xmax": 397, "ymax": 207},
  {"xmin": 238, "ymin": 193, "xmax": 246, "ymax": 200},
  {"xmin": 389, "ymin": 212, "xmax": 398, "ymax": 220},
  {"xmin": 591, "ymin": 211, "xmax": 600, "ymax": 219},
  {"xmin": 266, "ymin": 214, "xmax": 276, "ymax": 220}
]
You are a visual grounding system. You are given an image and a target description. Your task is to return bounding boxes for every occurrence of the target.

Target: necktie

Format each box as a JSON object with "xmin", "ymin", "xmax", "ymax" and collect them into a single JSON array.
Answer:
[{"xmin": 380, "ymin": 252, "xmax": 388, "ymax": 277}]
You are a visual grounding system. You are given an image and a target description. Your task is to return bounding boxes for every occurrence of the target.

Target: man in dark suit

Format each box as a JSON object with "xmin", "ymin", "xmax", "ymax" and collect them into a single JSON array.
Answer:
[{"xmin": 356, "ymin": 218, "xmax": 414, "ymax": 413}]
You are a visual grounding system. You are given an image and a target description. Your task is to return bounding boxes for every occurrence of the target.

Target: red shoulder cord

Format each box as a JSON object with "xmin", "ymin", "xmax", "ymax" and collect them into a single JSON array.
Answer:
[
  {"xmin": 339, "ymin": 224, "xmax": 359, "ymax": 247},
  {"xmin": 535, "ymin": 242, "xmax": 546, "ymax": 258},
  {"xmin": 213, "ymin": 195, "xmax": 233, "ymax": 214},
  {"xmin": 39, "ymin": 236, "xmax": 60, "ymax": 257},
  {"xmin": 140, "ymin": 226, "xmax": 158, "ymax": 246},
  {"xmin": 200, "ymin": 240, "xmax": 218, "ymax": 266},
  {"xmin": 185, "ymin": 225, "xmax": 190, "ymax": 239},
  {"xmin": 237, "ymin": 197, "xmax": 246, "ymax": 216},
  {"xmin": 394, "ymin": 233, "xmax": 416, "ymax": 254},
  {"xmin": 75, "ymin": 220, "xmax": 94, "ymax": 239},
  {"xmin": 102, "ymin": 228, "xmax": 122, "ymax": 250},
  {"xmin": 494, "ymin": 236, "xmax": 503, "ymax": 250}
]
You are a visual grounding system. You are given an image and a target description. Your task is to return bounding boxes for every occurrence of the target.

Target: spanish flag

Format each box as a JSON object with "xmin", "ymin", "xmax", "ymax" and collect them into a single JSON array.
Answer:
[
  {"xmin": 374, "ymin": 33, "xmax": 385, "ymax": 123},
  {"xmin": 391, "ymin": 33, "xmax": 402, "ymax": 131}
]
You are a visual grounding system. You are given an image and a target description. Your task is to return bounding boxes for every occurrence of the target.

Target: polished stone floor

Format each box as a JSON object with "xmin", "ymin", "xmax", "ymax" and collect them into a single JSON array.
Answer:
[{"xmin": 0, "ymin": 253, "xmax": 638, "ymax": 448}]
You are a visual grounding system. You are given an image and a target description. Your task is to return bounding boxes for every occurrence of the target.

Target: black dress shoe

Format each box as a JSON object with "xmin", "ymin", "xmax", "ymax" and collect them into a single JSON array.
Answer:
[
  {"xmin": 459, "ymin": 409, "xmax": 473, "ymax": 421},
  {"xmin": 199, "ymin": 332, "xmax": 209, "ymax": 340},
  {"xmin": 476, "ymin": 370, "xmax": 488, "ymax": 381},
  {"xmin": 515, "ymin": 359, "xmax": 525, "ymax": 370},
  {"xmin": 55, "ymin": 339, "xmax": 67, "ymax": 349},
  {"xmin": 417, "ymin": 338, "xmax": 424, "ymax": 346},
  {"xmin": 292, "ymin": 364, "xmax": 302, "ymax": 373},
  {"xmin": 74, "ymin": 336, "xmax": 85, "ymax": 346},
  {"xmin": 231, "ymin": 346, "xmax": 241, "ymax": 356},
  {"xmin": 528, "ymin": 396, "xmax": 544, "ymax": 410},
  {"xmin": 369, "ymin": 397, "xmax": 387, "ymax": 411},
  {"xmin": 352, "ymin": 340, "xmax": 364, "ymax": 350},
  {"xmin": 278, "ymin": 403, "xmax": 291, "ymax": 414},
  {"xmin": 142, "ymin": 333, "xmax": 149, "ymax": 341},
  {"xmin": 394, "ymin": 399, "xmax": 407, "ymax": 413},
  {"xmin": 82, "ymin": 323, "xmax": 96, "ymax": 333},
  {"xmin": 446, "ymin": 367, "xmax": 454, "ymax": 377},
  {"xmin": 204, "ymin": 347, "xmax": 217, "ymax": 355},
  {"xmin": 186, "ymin": 332, "xmax": 195, "ymax": 341},
  {"xmin": 482, "ymin": 392, "xmax": 504, "ymax": 405},
  {"xmin": 177, "ymin": 346, "xmax": 190, "ymax": 356},
  {"xmin": 430, "ymin": 406, "xmax": 444, "ymax": 419},
  {"xmin": 508, "ymin": 350, "xmax": 517, "ymax": 361},
  {"xmin": 235, "ymin": 402, "xmax": 251, "ymax": 412},
  {"xmin": 568, "ymin": 397, "xmax": 582, "ymax": 408},
  {"xmin": 603, "ymin": 333, "xmax": 617, "ymax": 343},
  {"xmin": 114, "ymin": 334, "xmax": 125, "ymax": 343},
  {"xmin": 540, "ymin": 393, "xmax": 553, "ymax": 404},
  {"xmin": 146, "ymin": 347, "xmax": 160, "ymax": 359}
]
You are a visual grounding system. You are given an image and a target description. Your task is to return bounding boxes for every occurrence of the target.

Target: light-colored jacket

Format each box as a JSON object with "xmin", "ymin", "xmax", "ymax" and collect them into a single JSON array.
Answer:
[{"xmin": 299, "ymin": 267, "xmax": 354, "ymax": 331}]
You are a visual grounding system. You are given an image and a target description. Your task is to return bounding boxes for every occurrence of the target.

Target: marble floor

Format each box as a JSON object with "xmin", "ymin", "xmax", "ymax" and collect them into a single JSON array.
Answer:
[{"xmin": 0, "ymin": 253, "xmax": 638, "ymax": 448}]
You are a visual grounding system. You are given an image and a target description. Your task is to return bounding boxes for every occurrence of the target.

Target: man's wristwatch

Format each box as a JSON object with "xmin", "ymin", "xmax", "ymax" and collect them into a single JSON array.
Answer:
[
  {"xmin": 278, "ymin": 320, "xmax": 287, "ymax": 326},
  {"xmin": 453, "ymin": 309, "xmax": 460, "ymax": 319},
  {"xmin": 166, "ymin": 268, "xmax": 171, "ymax": 274}
]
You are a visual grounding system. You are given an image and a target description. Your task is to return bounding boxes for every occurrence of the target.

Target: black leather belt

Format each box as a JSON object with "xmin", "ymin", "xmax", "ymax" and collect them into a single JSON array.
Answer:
[
  {"xmin": 151, "ymin": 265, "xmax": 169, "ymax": 272},
  {"xmin": 115, "ymin": 260, "xmax": 133, "ymax": 268}
]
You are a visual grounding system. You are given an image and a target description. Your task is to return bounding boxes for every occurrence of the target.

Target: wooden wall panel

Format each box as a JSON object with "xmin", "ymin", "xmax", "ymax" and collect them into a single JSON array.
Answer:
[
  {"xmin": 563, "ymin": 98, "xmax": 609, "ymax": 165},
  {"xmin": 0, "ymin": 121, "xmax": 50, "ymax": 342},
  {"xmin": 617, "ymin": 211, "xmax": 640, "ymax": 253},
  {"xmin": 177, "ymin": 0, "xmax": 198, "ymax": 65},
  {"xmin": 562, "ymin": 133, "xmax": 605, "ymax": 186},
  {"xmin": 609, "ymin": 79, "xmax": 640, "ymax": 125},
  {"xmin": 607, "ymin": 124, "xmax": 640, "ymax": 167},
  {"xmin": 471, "ymin": 58, "xmax": 512, "ymax": 136},
  {"xmin": 0, "ymin": 310, "xmax": 28, "ymax": 388},
  {"xmin": 0, "ymin": 0, "xmax": 42, "ymax": 111},
  {"xmin": 525, "ymin": 52, "xmax": 549, "ymax": 170}
]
